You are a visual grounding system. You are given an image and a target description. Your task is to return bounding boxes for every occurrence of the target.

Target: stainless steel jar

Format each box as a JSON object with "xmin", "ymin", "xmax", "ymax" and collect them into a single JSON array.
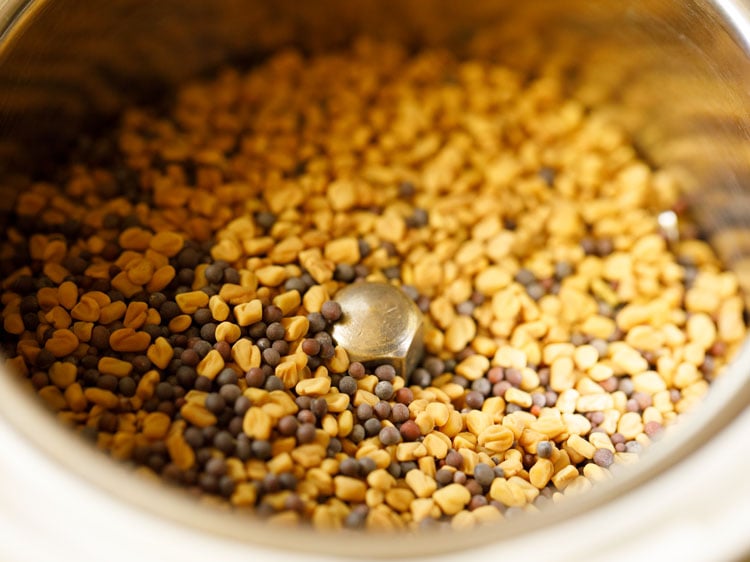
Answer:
[{"xmin": 1, "ymin": 1, "xmax": 750, "ymax": 560}]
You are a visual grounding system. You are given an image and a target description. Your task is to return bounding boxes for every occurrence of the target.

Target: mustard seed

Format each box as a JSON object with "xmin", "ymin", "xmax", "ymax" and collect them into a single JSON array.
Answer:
[
  {"xmin": 301, "ymin": 338, "xmax": 320, "ymax": 356},
  {"xmin": 391, "ymin": 403, "xmax": 410, "ymax": 423},
  {"xmin": 379, "ymin": 426, "xmax": 401, "ymax": 446},
  {"xmin": 465, "ymin": 391, "xmax": 484, "ymax": 409},
  {"xmin": 364, "ymin": 418, "xmax": 382, "ymax": 436},
  {"xmin": 358, "ymin": 457, "xmax": 376, "ymax": 476},
  {"xmin": 445, "ymin": 450, "xmax": 464, "ymax": 470},
  {"xmin": 375, "ymin": 364, "xmax": 396, "ymax": 382},
  {"xmin": 278, "ymin": 415, "xmax": 299, "ymax": 437},
  {"xmin": 374, "ymin": 401, "xmax": 391, "ymax": 420},
  {"xmin": 593, "ymin": 448, "xmax": 615, "ymax": 468},
  {"xmin": 375, "ymin": 380, "xmax": 394, "ymax": 400},
  {"xmin": 320, "ymin": 300, "xmax": 342, "ymax": 322}
]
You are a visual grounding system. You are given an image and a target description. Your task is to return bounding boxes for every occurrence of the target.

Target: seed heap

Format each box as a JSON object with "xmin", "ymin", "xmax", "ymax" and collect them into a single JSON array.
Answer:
[{"xmin": 0, "ymin": 39, "xmax": 747, "ymax": 531}]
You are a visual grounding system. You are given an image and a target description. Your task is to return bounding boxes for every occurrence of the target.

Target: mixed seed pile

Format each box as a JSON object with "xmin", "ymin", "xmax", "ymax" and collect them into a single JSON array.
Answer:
[{"xmin": 0, "ymin": 40, "xmax": 747, "ymax": 531}]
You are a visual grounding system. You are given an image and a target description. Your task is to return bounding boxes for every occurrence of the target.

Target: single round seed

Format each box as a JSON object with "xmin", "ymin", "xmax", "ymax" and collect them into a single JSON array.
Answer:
[
  {"xmin": 379, "ymin": 425, "xmax": 401, "ymax": 446},
  {"xmin": 473, "ymin": 463, "xmax": 495, "ymax": 488},
  {"xmin": 364, "ymin": 418, "xmax": 382, "ymax": 436},
  {"xmin": 374, "ymin": 380, "xmax": 394, "ymax": 401},
  {"xmin": 348, "ymin": 361, "xmax": 366, "ymax": 379},
  {"xmin": 338, "ymin": 375, "xmax": 357, "ymax": 395},
  {"xmin": 339, "ymin": 457, "xmax": 360, "ymax": 477},
  {"xmin": 296, "ymin": 423, "xmax": 316, "ymax": 444},
  {"xmin": 465, "ymin": 390, "xmax": 484, "ymax": 409},
  {"xmin": 399, "ymin": 420, "xmax": 421, "ymax": 441},
  {"xmin": 445, "ymin": 450, "xmax": 464, "ymax": 469},
  {"xmin": 321, "ymin": 300, "xmax": 342, "ymax": 322},
  {"xmin": 278, "ymin": 415, "xmax": 299, "ymax": 437},
  {"xmin": 391, "ymin": 403, "xmax": 410, "ymax": 423},
  {"xmin": 301, "ymin": 338, "xmax": 321, "ymax": 356},
  {"xmin": 593, "ymin": 448, "xmax": 615, "ymax": 468},
  {"xmin": 536, "ymin": 441, "xmax": 553, "ymax": 459},
  {"xmin": 375, "ymin": 364, "xmax": 396, "ymax": 382}
]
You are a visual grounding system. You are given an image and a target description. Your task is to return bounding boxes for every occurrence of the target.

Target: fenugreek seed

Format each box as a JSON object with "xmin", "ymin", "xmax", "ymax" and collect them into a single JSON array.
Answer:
[
  {"xmin": 551, "ymin": 465, "xmax": 580, "ymax": 490},
  {"xmin": 425, "ymin": 403, "xmax": 450, "ymax": 427},
  {"xmin": 466, "ymin": 410, "xmax": 492, "ymax": 436},
  {"xmin": 611, "ymin": 346, "xmax": 648, "ymax": 376},
  {"xmin": 576, "ymin": 393, "xmax": 614, "ymax": 412},
  {"xmin": 135, "ymin": 370, "xmax": 160, "ymax": 400},
  {"xmin": 63, "ymin": 383, "xmax": 87, "ymax": 412},
  {"xmin": 256, "ymin": 265, "xmax": 287, "ymax": 287},
  {"xmin": 49, "ymin": 361, "xmax": 77, "ymax": 388},
  {"xmin": 3, "ymin": 313, "xmax": 23, "ymax": 335},
  {"xmin": 324, "ymin": 237, "xmax": 360, "ymax": 265},
  {"xmin": 149, "ymin": 231, "xmax": 184, "ymax": 257},
  {"xmin": 123, "ymin": 301, "xmax": 148, "ymax": 329},
  {"xmin": 180, "ymin": 402, "xmax": 217, "ymax": 428},
  {"xmin": 422, "ymin": 432, "xmax": 449, "ymax": 459},
  {"xmin": 275, "ymin": 361, "xmax": 299, "ymax": 389},
  {"xmin": 282, "ymin": 316, "xmax": 309, "ymax": 341},
  {"xmin": 98, "ymin": 301, "xmax": 126, "ymax": 325},
  {"xmin": 296, "ymin": 377, "xmax": 331, "ymax": 396},
  {"xmin": 118, "ymin": 227, "xmax": 151, "ymax": 250},
  {"xmin": 146, "ymin": 265, "xmax": 176, "ymax": 293},
  {"xmin": 573, "ymin": 345, "xmax": 599, "ymax": 370},
  {"xmin": 299, "ymin": 248, "xmax": 334, "ymax": 284},
  {"xmin": 489, "ymin": 478, "xmax": 527, "ymax": 507},
  {"xmin": 405, "ymin": 469, "xmax": 437, "ymax": 499},
  {"xmin": 56, "ymin": 281, "xmax": 78, "ymax": 310},
  {"xmin": 445, "ymin": 316, "xmax": 477, "ymax": 353},
  {"xmin": 142, "ymin": 411, "xmax": 171, "ymax": 440},
  {"xmin": 175, "ymin": 290, "xmax": 209, "ymax": 314},
  {"xmin": 208, "ymin": 295, "xmax": 230, "ymax": 322},
  {"xmin": 44, "ymin": 329, "xmax": 79, "ymax": 357},
  {"xmin": 145, "ymin": 336, "xmax": 171, "ymax": 370},
  {"xmin": 38, "ymin": 386, "xmax": 66, "ymax": 411},
  {"xmin": 126, "ymin": 259, "xmax": 154, "ymax": 286},
  {"xmin": 396, "ymin": 442, "xmax": 427, "ymax": 461},
  {"xmin": 529, "ymin": 459, "xmax": 554, "ymax": 489},
  {"xmin": 455, "ymin": 354, "xmax": 489, "ymax": 381},
  {"xmin": 109, "ymin": 328, "xmax": 150, "ymax": 352},
  {"xmin": 618, "ymin": 412, "xmax": 644, "ymax": 440},
  {"xmin": 385, "ymin": 488, "xmax": 415, "ymax": 513},
  {"xmin": 633, "ymin": 370, "xmax": 668, "ymax": 394},
  {"xmin": 243, "ymin": 407, "xmax": 272, "ymax": 440},
  {"xmin": 567, "ymin": 434, "xmax": 596, "ymax": 459},
  {"xmin": 166, "ymin": 428, "xmax": 195, "ymax": 470},
  {"xmin": 550, "ymin": 356, "xmax": 576, "ymax": 392},
  {"xmin": 433, "ymin": 484, "xmax": 471, "ymax": 515},
  {"xmin": 196, "ymin": 349, "xmax": 225, "ymax": 380},
  {"xmin": 231, "ymin": 339, "xmax": 260, "ymax": 372},
  {"xmin": 234, "ymin": 299, "xmax": 263, "ymax": 326},
  {"xmin": 70, "ymin": 296, "xmax": 100, "ymax": 322},
  {"xmin": 273, "ymin": 290, "xmax": 301, "ymax": 315},
  {"xmin": 302, "ymin": 285, "xmax": 329, "ymax": 314},
  {"xmin": 322, "ymin": 391, "xmax": 350, "ymax": 413},
  {"xmin": 215, "ymin": 321, "xmax": 241, "ymax": 343},
  {"xmin": 84, "ymin": 387, "xmax": 119, "ymax": 409},
  {"xmin": 505, "ymin": 387, "xmax": 532, "ymax": 408},
  {"xmin": 291, "ymin": 444, "xmax": 327, "ymax": 468},
  {"xmin": 477, "ymin": 425, "xmax": 514, "ymax": 453},
  {"xmin": 334, "ymin": 476, "xmax": 367, "ymax": 502},
  {"xmin": 98, "ymin": 357, "xmax": 133, "ymax": 377}
]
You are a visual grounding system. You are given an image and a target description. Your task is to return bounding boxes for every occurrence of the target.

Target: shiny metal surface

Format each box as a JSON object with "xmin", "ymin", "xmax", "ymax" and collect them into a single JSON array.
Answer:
[
  {"xmin": 331, "ymin": 283, "xmax": 424, "ymax": 379},
  {"xmin": 2, "ymin": 0, "xmax": 750, "ymax": 558}
]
